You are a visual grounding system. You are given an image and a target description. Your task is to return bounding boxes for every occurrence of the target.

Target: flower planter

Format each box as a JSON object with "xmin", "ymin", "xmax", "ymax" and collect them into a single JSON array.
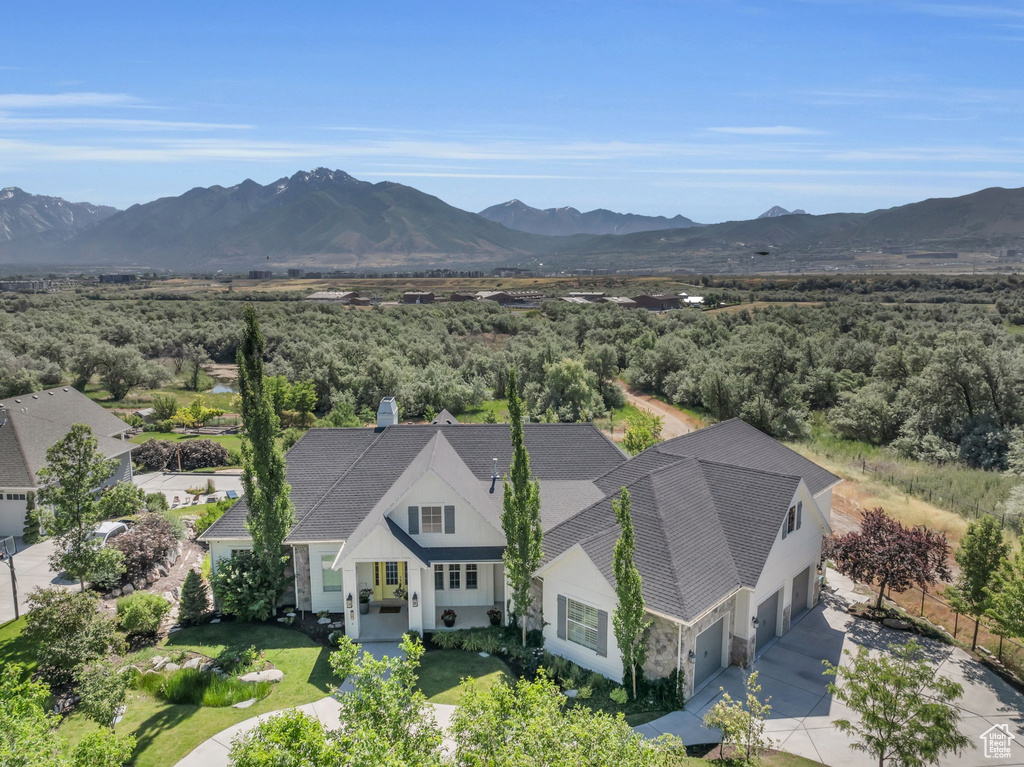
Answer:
[
  {"xmin": 488, "ymin": 612, "xmax": 502, "ymax": 627},
  {"xmin": 359, "ymin": 601, "xmax": 370, "ymax": 615},
  {"xmin": 442, "ymin": 616, "xmax": 456, "ymax": 628}
]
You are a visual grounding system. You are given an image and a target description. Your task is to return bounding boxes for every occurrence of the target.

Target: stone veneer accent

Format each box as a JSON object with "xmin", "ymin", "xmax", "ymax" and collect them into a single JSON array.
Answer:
[
  {"xmin": 643, "ymin": 613, "xmax": 680, "ymax": 680},
  {"xmin": 293, "ymin": 545, "xmax": 312, "ymax": 611},
  {"xmin": 730, "ymin": 633, "xmax": 755, "ymax": 668},
  {"xmin": 782, "ymin": 603, "xmax": 792, "ymax": 634}
]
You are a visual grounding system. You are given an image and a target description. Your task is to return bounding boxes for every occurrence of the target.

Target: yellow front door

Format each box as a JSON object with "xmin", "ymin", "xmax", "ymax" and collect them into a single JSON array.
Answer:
[{"xmin": 373, "ymin": 561, "xmax": 407, "ymax": 601}]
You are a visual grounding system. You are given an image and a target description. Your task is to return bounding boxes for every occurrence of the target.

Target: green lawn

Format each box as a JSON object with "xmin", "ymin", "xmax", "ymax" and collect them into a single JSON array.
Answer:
[
  {"xmin": 416, "ymin": 649, "xmax": 511, "ymax": 705},
  {"xmin": 59, "ymin": 623, "xmax": 335, "ymax": 767},
  {"xmin": 0, "ymin": 616, "xmax": 34, "ymax": 677},
  {"xmin": 454, "ymin": 399, "xmax": 509, "ymax": 423},
  {"xmin": 85, "ymin": 383, "xmax": 239, "ymax": 414}
]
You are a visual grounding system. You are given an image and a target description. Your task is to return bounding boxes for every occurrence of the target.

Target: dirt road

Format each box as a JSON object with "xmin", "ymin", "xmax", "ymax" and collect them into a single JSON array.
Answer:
[{"xmin": 617, "ymin": 379, "xmax": 702, "ymax": 440}]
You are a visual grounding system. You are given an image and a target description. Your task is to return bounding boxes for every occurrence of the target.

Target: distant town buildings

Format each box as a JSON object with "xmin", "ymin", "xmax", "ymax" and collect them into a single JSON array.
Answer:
[
  {"xmin": 492, "ymin": 267, "xmax": 536, "ymax": 278},
  {"xmin": 402, "ymin": 291, "xmax": 435, "ymax": 304},
  {"xmin": 99, "ymin": 274, "xmax": 137, "ymax": 284},
  {"xmin": 633, "ymin": 294, "xmax": 681, "ymax": 311},
  {"xmin": 248, "ymin": 270, "xmax": 273, "ymax": 279},
  {"xmin": 0, "ymin": 279, "xmax": 51, "ymax": 293}
]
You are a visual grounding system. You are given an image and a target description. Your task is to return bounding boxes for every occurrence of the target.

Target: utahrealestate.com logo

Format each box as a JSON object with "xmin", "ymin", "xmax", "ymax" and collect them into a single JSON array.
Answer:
[{"xmin": 980, "ymin": 724, "xmax": 1016, "ymax": 759}]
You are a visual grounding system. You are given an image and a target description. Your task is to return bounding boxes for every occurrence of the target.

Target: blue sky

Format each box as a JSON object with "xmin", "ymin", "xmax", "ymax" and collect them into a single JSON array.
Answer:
[{"xmin": 2, "ymin": 1, "xmax": 1024, "ymax": 222}]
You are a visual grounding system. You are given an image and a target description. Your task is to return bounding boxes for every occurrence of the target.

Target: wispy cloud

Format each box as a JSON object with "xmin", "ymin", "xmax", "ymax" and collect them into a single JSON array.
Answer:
[
  {"xmin": 0, "ymin": 92, "xmax": 140, "ymax": 108},
  {"xmin": 707, "ymin": 126, "xmax": 826, "ymax": 136},
  {"xmin": 0, "ymin": 116, "xmax": 252, "ymax": 131},
  {"xmin": 908, "ymin": 3, "xmax": 1024, "ymax": 21}
]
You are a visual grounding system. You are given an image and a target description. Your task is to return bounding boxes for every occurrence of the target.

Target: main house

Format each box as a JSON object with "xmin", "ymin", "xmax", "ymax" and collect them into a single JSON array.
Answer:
[
  {"xmin": 0, "ymin": 386, "xmax": 135, "ymax": 537},
  {"xmin": 202, "ymin": 399, "xmax": 839, "ymax": 699}
]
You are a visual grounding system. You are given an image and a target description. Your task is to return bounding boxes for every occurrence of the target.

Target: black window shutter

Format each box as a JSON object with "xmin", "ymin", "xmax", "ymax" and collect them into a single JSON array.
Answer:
[
  {"xmin": 408, "ymin": 506, "xmax": 419, "ymax": 535},
  {"xmin": 796, "ymin": 501, "xmax": 803, "ymax": 530},
  {"xmin": 782, "ymin": 511, "xmax": 788, "ymax": 539},
  {"xmin": 444, "ymin": 505, "xmax": 455, "ymax": 535},
  {"xmin": 557, "ymin": 595, "xmax": 566, "ymax": 640},
  {"xmin": 597, "ymin": 609, "xmax": 609, "ymax": 657}
]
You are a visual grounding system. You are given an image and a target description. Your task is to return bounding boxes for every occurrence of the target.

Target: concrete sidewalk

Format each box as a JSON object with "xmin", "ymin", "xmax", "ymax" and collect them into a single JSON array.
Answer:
[{"xmin": 636, "ymin": 571, "xmax": 1024, "ymax": 766}]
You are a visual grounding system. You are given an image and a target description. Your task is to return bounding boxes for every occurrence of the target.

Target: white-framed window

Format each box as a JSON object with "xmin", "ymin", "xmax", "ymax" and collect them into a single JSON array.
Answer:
[
  {"xmin": 465, "ymin": 563, "xmax": 478, "ymax": 590},
  {"xmin": 434, "ymin": 564, "xmax": 445, "ymax": 590},
  {"xmin": 5, "ymin": 493, "xmax": 26, "ymax": 501},
  {"xmin": 566, "ymin": 598, "xmax": 600, "ymax": 652},
  {"xmin": 786, "ymin": 506, "xmax": 796, "ymax": 534},
  {"xmin": 321, "ymin": 554, "xmax": 342, "ymax": 592},
  {"xmin": 421, "ymin": 506, "xmax": 443, "ymax": 533},
  {"xmin": 449, "ymin": 564, "xmax": 461, "ymax": 590}
]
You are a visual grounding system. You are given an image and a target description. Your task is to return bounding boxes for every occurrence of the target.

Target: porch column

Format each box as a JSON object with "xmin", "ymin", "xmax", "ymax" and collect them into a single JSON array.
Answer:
[
  {"xmin": 343, "ymin": 562, "xmax": 359, "ymax": 639},
  {"xmin": 408, "ymin": 565, "xmax": 424, "ymax": 634}
]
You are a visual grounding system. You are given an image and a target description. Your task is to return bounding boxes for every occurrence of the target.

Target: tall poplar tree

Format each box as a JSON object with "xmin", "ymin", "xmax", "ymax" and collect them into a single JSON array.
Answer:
[
  {"xmin": 237, "ymin": 305, "xmax": 294, "ymax": 610},
  {"xmin": 501, "ymin": 367, "xmax": 543, "ymax": 648},
  {"xmin": 611, "ymin": 486, "xmax": 651, "ymax": 700},
  {"xmin": 36, "ymin": 424, "xmax": 117, "ymax": 592}
]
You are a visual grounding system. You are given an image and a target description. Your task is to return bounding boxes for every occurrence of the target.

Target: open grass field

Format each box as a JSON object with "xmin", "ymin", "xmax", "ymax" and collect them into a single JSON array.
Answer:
[
  {"xmin": 84, "ymin": 382, "xmax": 239, "ymax": 416},
  {"xmin": 129, "ymin": 430, "xmax": 245, "ymax": 456},
  {"xmin": 0, "ymin": 616, "xmax": 34, "ymax": 676}
]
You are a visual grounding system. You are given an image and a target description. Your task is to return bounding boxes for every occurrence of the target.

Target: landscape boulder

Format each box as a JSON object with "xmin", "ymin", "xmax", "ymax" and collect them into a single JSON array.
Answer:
[{"xmin": 239, "ymin": 669, "xmax": 284, "ymax": 684}]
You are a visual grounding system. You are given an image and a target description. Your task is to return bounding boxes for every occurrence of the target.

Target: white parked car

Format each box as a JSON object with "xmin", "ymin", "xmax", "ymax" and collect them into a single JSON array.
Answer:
[{"xmin": 87, "ymin": 520, "xmax": 130, "ymax": 546}]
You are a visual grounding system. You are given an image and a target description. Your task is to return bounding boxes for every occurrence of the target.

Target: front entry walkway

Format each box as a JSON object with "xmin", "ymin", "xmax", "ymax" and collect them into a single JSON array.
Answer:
[{"xmin": 635, "ymin": 571, "xmax": 1024, "ymax": 766}]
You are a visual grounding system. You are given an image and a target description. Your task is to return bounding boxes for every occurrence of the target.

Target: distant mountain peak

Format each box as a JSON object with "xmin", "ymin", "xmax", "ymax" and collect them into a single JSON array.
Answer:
[
  {"xmin": 479, "ymin": 199, "xmax": 700, "ymax": 236},
  {"xmin": 0, "ymin": 188, "xmax": 117, "ymax": 244},
  {"xmin": 758, "ymin": 205, "xmax": 806, "ymax": 219}
]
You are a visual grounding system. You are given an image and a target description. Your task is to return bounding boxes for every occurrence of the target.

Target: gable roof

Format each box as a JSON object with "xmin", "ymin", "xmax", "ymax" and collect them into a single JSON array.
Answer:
[
  {"xmin": 200, "ymin": 422, "xmax": 626, "ymax": 542},
  {"xmin": 0, "ymin": 386, "xmax": 133, "ymax": 487},
  {"xmin": 430, "ymin": 409, "xmax": 460, "ymax": 425},
  {"xmin": 543, "ymin": 453, "xmax": 806, "ymax": 623}
]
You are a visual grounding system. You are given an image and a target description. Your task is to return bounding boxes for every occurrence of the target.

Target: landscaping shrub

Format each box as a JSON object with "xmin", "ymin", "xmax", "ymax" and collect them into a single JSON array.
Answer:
[
  {"xmin": 646, "ymin": 668, "xmax": 686, "ymax": 711},
  {"xmin": 24, "ymin": 588, "xmax": 125, "ymax": 685},
  {"xmin": 431, "ymin": 630, "xmax": 462, "ymax": 650},
  {"xmin": 116, "ymin": 592, "xmax": 172, "ymax": 635},
  {"xmin": 162, "ymin": 510, "xmax": 187, "ymax": 540},
  {"xmin": 194, "ymin": 500, "xmax": 230, "ymax": 535},
  {"xmin": 110, "ymin": 512, "xmax": 177, "ymax": 582},
  {"xmin": 133, "ymin": 439, "xmax": 174, "ymax": 471},
  {"xmin": 133, "ymin": 438, "xmax": 229, "ymax": 472},
  {"xmin": 88, "ymin": 546, "xmax": 126, "ymax": 591},
  {"xmin": 145, "ymin": 492, "xmax": 169, "ymax": 512},
  {"xmin": 155, "ymin": 668, "xmax": 271, "ymax": 707},
  {"xmin": 210, "ymin": 549, "xmax": 285, "ymax": 621},
  {"xmin": 75, "ymin": 662, "xmax": 131, "ymax": 728},
  {"xmin": 178, "ymin": 569, "xmax": 210, "ymax": 626}
]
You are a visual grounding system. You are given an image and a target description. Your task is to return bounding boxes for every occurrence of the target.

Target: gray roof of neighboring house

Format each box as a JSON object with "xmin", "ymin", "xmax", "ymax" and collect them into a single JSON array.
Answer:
[
  {"xmin": 200, "ymin": 422, "xmax": 626, "ymax": 542},
  {"xmin": 542, "ymin": 454, "xmax": 805, "ymax": 623},
  {"xmin": 0, "ymin": 386, "xmax": 134, "ymax": 487},
  {"xmin": 430, "ymin": 409, "xmax": 460, "ymax": 425}
]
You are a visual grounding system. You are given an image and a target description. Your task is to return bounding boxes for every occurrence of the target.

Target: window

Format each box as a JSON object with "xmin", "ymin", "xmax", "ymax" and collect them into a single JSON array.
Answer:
[
  {"xmin": 434, "ymin": 564, "xmax": 445, "ymax": 590},
  {"xmin": 321, "ymin": 555, "xmax": 342, "ymax": 592},
  {"xmin": 421, "ymin": 506, "xmax": 443, "ymax": 533},
  {"xmin": 385, "ymin": 561, "xmax": 399, "ymax": 586},
  {"xmin": 449, "ymin": 564, "xmax": 461, "ymax": 590},
  {"xmin": 5, "ymin": 493, "xmax": 26, "ymax": 501},
  {"xmin": 465, "ymin": 563, "xmax": 478, "ymax": 590},
  {"xmin": 567, "ymin": 598, "xmax": 600, "ymax": 652},
  {"xmin": 786, "ymin": 506, "xmax": 797, "ymax": 534}
]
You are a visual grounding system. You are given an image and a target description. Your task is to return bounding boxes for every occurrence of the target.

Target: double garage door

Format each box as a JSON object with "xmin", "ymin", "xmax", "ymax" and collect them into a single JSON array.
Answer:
[{"xmin": 693, "ymin": 617, "xmax": 726, "ymax": 690}]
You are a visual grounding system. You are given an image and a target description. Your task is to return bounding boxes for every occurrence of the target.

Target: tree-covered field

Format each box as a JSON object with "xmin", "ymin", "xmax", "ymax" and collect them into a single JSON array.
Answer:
[{"xmin": 4, "ymin": 284, "xmax": 1024, "ymax": 510}]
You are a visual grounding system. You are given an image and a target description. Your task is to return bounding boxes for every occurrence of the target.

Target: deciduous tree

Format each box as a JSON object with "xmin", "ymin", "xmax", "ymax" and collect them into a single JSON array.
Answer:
[
  {"xmin": 501, "ymin": 367, "xmax": 543, "ymax": 647},
  {"xmin": 703, "ymin": 670, "xmax": 773, "ymax": 765},
  {"xmin": 622, "ymin": 408, "xmax": 663, "ymax": 455},
  {"xmin": 237, "ymin": 305, "xmax": 294, "ymax": 614},
  {"xmin": 825, "ymin": 507, "xmax": 951, "ymax": 610},
  {"xmin": 611, "ymin": 486, "xmax": 651, "ymax": 700},
  {"xmin": 990, "ymin": 549, "xmax": 1024, "ymax": 640},
  {"xmin": 36, "ymin": 424, "xmax": 118, "ymax": 591},
  {"xmin": 823, "ymin": 640, "xmax": 971, "ymax": 767},
  {"xmin": 944, "ymin": 515, "xmax": 1009, "ymax": 650}
]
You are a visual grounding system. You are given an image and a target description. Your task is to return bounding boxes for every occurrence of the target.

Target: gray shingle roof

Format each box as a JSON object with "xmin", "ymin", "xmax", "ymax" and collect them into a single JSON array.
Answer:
[
  {"xmin": 651, "ymin": 418, "xmax": 839, "ymax": 496},
  {"xmin": 201, "ymin": 422, "xmax": 626, "ymax": 542},
  {"xmin": 0, "ymin": 386, "xmax": 133, "ymax": 487},
  {"xmin": 543, "ymin": 452, "xmax": 807, "ymax": 623}
]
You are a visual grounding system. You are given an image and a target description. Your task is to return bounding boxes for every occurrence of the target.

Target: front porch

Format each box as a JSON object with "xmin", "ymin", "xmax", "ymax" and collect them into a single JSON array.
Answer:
[{"xmin": 433, "ymin": 602, "xmax": 503, "ymax": 632}]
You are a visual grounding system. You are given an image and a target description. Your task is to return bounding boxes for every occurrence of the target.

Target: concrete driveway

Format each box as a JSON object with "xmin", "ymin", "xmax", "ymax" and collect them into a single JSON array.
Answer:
[
  {"xmin": 636, "ymin": 583, "xmax": 1024, "ymax": 766},
  {"xmin": 0, "ymin": 538, "xmax": 77, "ymax": 624}
]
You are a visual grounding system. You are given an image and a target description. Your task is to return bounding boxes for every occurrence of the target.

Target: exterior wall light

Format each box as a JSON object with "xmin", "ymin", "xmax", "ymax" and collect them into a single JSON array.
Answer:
[
  {"xmin": 751, "ymin": 616, "xmax": 760, "ymax": 629},
  {"xmin": 687, "ymin": 650, "xmax": 696, "ymax": 663},
  {"xmin": 412, "ymin": 592, "xmax": 418, "ymax": 607},
  {"xmin": 346, "ymin": 593, "xmax": 353, "ymax": 609}
]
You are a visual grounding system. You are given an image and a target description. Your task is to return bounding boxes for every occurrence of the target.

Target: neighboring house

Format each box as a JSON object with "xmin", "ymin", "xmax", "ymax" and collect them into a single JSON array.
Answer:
[
  {"xmin": 476, "ymin": 290, "xmax": 545, "ymax": 305},
  {"xmin": 0, "ymin": 387, "xmax": 135, "ymax": 537},
  {"xmin": 200, "ymin": 404, "xmax": 838, "ymax": 700},
  {"xmin": 305, "ymin": 290, "xmax": 358, "ymax": 303},
  {"xmin": 597, "ymin": 296, "xmax": 639, "ymax": 309},
  {"xmin": 633, "ymin": 294, "xmax": 681, "ymax": 311},
  {"xmin": 403, "ymin": 291, "xmax": 435, "ymax": 304}
]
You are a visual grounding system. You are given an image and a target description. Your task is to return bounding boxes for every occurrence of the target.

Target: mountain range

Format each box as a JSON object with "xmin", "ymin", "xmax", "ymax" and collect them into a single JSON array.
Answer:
[
  {"xmin": 2, "ymin": 169, "xmax": 1024, "ymax": 271},
  {"xmin": 758, "ymin": 206, "xmax": 807, "ymax": 219},
  {"xmin": 477, "ymin": 199, "xmax": 701, "ymax": 236},
  {"xmin": 0, "ymin": 187, "xmax": 117, "ymax": 244}
]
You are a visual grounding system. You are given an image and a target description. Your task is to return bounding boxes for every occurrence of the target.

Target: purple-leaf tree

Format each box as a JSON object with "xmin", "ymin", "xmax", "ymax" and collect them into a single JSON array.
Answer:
[{"xmin": 824, "ymin": 507, "xmax": 951, "ymax": 610}]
